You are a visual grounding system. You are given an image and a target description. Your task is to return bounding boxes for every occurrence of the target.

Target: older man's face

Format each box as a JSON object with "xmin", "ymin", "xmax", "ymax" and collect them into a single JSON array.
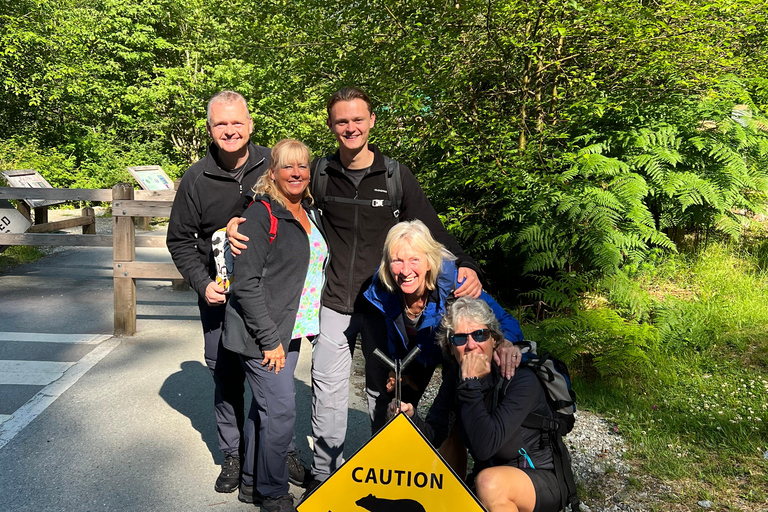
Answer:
[{"xmin": 206, "ymin": 100, "xmax": 253, "ymax": 155}]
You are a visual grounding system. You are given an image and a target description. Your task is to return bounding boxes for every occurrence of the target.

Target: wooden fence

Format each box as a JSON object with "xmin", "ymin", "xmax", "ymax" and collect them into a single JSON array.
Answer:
[{"xmin": 0, "ymin": 184, "xmax": 183, "ymax": 335}]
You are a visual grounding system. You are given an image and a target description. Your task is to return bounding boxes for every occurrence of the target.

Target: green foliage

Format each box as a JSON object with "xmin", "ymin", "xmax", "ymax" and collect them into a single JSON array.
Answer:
[
  {"xmin": 533, "ymin": 241, "xmax": 768, "ymax": 498},
  {"xmin": 531, "ymin": 306, "xmax": 658, "ymax": 383}
]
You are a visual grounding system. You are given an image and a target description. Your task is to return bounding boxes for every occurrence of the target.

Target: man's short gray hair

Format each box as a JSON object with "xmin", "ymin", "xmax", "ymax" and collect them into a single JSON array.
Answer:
[
  {"xmin": 206, "ymin": 91, "xmax": 250, "ymax": 123},
  {"xmin": 437, "ymin": 297, "xmax": 503, "ymax": 355}
]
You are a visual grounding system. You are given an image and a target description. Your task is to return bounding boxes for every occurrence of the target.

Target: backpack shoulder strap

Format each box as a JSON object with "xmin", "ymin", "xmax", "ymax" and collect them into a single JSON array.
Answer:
[
  {"xmin": 491, "ymin": 376, "xmax": 513, "ymax": 411},
  {"xmin": 383, "ymin": 155, "xmax": 402, "ymax": 220},
  {"xmin": 257, "ymin": 199, "xmax": 278, "ymax": 244},
  {"xmin": 311, "ymin": 157, "xmax": 330, "ymax": 212},
  {"xmin": 312, "ymin": 155, "xmax": 402, "ymax": 219}
]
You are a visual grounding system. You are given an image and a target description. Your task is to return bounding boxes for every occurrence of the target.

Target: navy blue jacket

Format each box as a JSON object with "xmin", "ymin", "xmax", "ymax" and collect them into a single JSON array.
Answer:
[{"xmin": 364, "ymin": 259, "xmax": 524, "ymax": 367}]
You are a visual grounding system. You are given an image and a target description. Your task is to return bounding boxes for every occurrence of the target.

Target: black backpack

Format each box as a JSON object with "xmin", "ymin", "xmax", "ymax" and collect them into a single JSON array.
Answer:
[
  {"xmin": 493, "ymin": 341, "xmax": 580, "ymax": 512},
  {"xmin": 311, "ymin": 155, "xmax": 402, "ymax": 219}
]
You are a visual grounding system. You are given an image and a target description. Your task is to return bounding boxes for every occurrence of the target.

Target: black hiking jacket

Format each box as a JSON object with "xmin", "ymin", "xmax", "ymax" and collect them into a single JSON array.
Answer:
[
  {"xmin": 314, "ymin": 144, "xmax": 480, "ymax": 314},
  {"xmin": 166, "ymin": 142, "xmax": 271, "ymax": 298}
]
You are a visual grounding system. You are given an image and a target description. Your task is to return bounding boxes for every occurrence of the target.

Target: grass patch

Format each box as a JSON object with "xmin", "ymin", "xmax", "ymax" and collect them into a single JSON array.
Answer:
[
  {"xmin": 0, "ymin": 245, "xmax": 46, "ymax": 272},
  {"xmin": 527, "ymin": 240, "xmax": 768, "ymax": 510}
]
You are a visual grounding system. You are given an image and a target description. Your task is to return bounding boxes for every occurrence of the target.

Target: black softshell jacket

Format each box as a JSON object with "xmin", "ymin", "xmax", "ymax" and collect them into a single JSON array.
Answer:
[
  {"xmin": 222, "ymin": 195, "xmax": 328, "ymax": 359},
  {"xmin": 166, "ymin": 143, "xmax": 271, "ymax": 298},
  {"xmin": 315, "ymin": 145, "xmax": 481, "ymax": 314},
  {"xmin": 414, "ymin": 363, "xmax": 555, "ymax": 473}
]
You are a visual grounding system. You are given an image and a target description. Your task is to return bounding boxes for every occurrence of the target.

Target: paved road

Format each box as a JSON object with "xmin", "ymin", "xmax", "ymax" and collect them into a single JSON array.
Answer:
[{"xmin": 0, "ymin": 233, "xmax": 371, "ymax": 511}]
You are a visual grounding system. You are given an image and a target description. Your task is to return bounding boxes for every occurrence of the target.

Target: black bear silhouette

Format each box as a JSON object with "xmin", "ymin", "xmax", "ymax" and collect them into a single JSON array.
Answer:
[{"xmin": 355, "ymin": 494, "xmax": 427, "ymax": 512}]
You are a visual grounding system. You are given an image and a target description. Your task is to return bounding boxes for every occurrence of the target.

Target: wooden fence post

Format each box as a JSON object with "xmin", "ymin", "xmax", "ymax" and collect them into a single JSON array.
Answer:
[
  {"xmin": 17, "ymin": 202, "xmax": 31, "ymax": 221},
  {"xmin": 82, "ymin": 207, "xmax": 95, "ymax": 234},
  {"xmin": 34, "ymin": 206, "xmax": 48, "ymax": 225},
  {"xmin": 113, "ymin": 183, "xmax": 136, "ymax": 335},
  {"xmin": 135, "ymin": 215, "xmax": 151, "ymax": 231}
]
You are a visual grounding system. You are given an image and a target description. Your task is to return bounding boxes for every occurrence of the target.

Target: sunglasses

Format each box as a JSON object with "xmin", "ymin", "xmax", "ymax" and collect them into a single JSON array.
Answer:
[{"xmin": 448, "ymin": 329, "xmax": 491, "ymax": 346}]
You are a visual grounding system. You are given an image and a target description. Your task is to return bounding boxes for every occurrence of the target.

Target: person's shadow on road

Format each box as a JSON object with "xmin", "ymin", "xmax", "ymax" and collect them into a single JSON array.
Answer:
[{"xmin": 159, "ymin": 361, "xmax": 220, "ymax": 463}]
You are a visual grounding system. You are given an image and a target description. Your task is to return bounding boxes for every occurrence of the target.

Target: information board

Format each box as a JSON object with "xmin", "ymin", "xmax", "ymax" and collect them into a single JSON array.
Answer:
[
  {"xmin": 127, "ymin": 165, "xmax": 173, "ymax": 191},
  {"xmin": 297, "ymin": 413, "xmax": 485, "ymax": 512},
  {"xmin": 1, "ymin": 169, "xmax": 61, "ymax": 208}
]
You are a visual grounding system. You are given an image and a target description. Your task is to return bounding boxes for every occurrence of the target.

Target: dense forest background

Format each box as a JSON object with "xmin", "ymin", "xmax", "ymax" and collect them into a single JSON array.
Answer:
[
  {"xmin": 2, "ymin": 0, "xmax": 767, "ymax": 305},
  {"xmin": 3, "ymin": 2, "xmax": 768, "ymax": 505}
]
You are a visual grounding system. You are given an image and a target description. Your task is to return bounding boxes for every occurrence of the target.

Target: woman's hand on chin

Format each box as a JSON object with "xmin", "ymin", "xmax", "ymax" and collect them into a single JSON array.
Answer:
[{"xmin": 461, "ymin": 352, "xmax": 491, "ymax": 380}]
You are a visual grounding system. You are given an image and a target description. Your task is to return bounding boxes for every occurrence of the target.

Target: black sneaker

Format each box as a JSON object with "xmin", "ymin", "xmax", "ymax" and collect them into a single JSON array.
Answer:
[
  {"xmin": 238, "ymin": 483, "xmax": 264, "ymax": 504},
  {"xmin": 299, "ymin": 479, "xmax": 322, "ymax": 503},
  {"xmin": 261, "ymin": 494, "xmax": 295, "ymax": 512},
  {"xmin": 286, "ymin": 451, "xmax": 310, "ymax": 487},
  {"xmin": 214, "ymin": 454, "xmax": 240, "ymax": 493}
]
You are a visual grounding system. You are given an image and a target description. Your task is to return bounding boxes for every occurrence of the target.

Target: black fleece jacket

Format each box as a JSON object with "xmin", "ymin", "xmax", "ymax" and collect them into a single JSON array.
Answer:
[
  {"xmin": 413, "ymin": 362, "xmax": 555, "ymax": 472},
  {"xmin": 315, "ymin": 144, "xmax": 481, "ymax": 314},
  {"xmin": 166, "ymin": 142, "xmax": 270, "ymax": 298},
  {"xmin": 221, "ymin": 195, "xmax": 328, "ymax": 359}
]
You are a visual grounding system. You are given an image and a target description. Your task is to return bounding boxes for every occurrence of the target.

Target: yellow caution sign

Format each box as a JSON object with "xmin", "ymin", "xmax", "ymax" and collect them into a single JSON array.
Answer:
[{"xmin": 297, "ymin": 413, "xmax": 485, "ymax": 512}]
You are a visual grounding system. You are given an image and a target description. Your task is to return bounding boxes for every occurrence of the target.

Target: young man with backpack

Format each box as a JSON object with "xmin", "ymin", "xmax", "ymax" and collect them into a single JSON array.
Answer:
[
  {"xmin": 309, "ymin": 86, "xmax": 490, "ymax": 491},
  {"xmin": 228, "ymin": 87, "xmax": 489, "ymax": 492}
]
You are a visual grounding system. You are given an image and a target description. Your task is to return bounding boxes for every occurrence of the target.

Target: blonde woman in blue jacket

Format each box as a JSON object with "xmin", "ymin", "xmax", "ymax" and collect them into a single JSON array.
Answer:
[{"xmin": 364, "ymin": 220, "xmax": 524, "ymax": 475}]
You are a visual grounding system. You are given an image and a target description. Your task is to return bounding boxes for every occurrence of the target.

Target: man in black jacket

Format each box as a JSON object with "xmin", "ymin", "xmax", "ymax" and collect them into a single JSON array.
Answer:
[
  {"xmin": 230, "ymin": 87, "xmax": 483, "ymax": 493},
  {"xmin": 166, "ymin": 91, "xmax": 271, "ymax": 497}
]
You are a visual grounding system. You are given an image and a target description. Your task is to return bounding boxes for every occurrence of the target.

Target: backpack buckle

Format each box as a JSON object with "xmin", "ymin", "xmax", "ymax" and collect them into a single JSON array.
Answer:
[{"xmin": 371, "ymin": 199, "xmax": 384, "ymax": 207}]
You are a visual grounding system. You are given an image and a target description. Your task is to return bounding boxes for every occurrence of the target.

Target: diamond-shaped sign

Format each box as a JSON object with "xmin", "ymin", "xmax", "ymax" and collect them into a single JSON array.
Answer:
[
  {"xmin": 0, "ymin": 200, "xmax": 31, "ymax": 253},
  {"xmin": 298, "ymin": 413, "xmax": 485, "ymax": 512}
]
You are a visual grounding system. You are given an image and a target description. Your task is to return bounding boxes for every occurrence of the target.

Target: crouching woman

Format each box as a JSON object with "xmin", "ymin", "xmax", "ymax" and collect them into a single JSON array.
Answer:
[
  {"xmin": 222, "ymin": 139, "xmax": 328, "ymax": 512},
  {"xmin": 397, "ymin": 297, "xmax": 565, "ymax": 512}
]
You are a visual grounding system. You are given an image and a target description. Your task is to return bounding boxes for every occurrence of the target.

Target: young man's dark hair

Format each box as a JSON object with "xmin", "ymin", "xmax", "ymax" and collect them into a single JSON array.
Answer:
[{"xmin": 326, "ymin": 86, "xmax": 373, "ymax": 116}]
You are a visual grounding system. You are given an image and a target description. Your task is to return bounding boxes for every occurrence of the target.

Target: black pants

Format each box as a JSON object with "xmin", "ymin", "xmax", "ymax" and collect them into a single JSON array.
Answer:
[
  {"xmin": 199, "ymin": 299, "xmax": 246, "ymax": 457},
  {"xmin": 362, "ymin": 318, "xmax": 438, "ymax": 434}
]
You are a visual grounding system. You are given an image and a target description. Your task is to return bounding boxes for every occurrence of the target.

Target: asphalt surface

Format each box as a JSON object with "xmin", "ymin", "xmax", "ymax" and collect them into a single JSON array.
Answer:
[{"xmin": 0, "ymin": 225, "xmax": 371, "ymax": 511}]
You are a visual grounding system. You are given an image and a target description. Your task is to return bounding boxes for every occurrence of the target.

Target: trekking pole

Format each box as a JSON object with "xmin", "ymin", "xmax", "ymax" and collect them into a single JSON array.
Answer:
[{"xmin": 373, "ymin": 346, "xmax": 421, "ymax": 411}]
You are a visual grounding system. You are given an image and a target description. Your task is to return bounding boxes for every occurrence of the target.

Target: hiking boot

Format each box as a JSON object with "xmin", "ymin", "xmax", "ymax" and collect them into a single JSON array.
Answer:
[
  {"xmin": 238, "ymin": 483, "xmax": 265, "ymax": 504},
  {"xmin": 299, "ymin": 479, "xmax": 322, "ymax": 503},
  {"xmin": 286, "ymin": 450, "xmax": 309, "ymax": 487},
  {"xmin": 261, "ymin": 494, "xmax": 295, "ymax": 512},
  {"xmin": 214, "ymin": 454, "xmax": 240, "ymax": 493}
]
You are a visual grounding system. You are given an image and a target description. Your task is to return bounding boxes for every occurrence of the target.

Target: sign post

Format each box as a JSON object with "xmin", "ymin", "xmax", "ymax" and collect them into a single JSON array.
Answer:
[
  {"xmin": 126, "ymin": 165, "xmax": 173, "ymax": 191},
  {"xmin": 127, "ymin": 165, "xmax": 173, "ymax": 230},
  {"xmin": 1, "ymin": 169, "xmax": 63, "ymax": 225}
]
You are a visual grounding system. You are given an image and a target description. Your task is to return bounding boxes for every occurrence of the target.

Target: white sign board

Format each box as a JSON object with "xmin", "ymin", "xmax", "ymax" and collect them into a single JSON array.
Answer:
[
  {"xmin": 0, "ymin": 169, "xmax": 62, "ymax": 208},
  {"xmin": 127, "ymin": 165, "xmax": 173, "ymax": 191},
  {"xmin": 0, "ymin": 199, "xmax": 32, "ymax": 253}
]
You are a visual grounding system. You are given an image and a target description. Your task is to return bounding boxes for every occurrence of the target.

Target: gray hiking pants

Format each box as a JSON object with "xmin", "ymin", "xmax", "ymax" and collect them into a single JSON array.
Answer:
[{"xmin": 310, "ymin": 306, "xmax": 388, "ymax": 481}]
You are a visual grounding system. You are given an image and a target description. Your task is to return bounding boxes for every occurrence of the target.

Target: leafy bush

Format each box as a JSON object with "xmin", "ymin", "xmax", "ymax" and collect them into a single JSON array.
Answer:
[{"xmin": 530, "ymin": 307, "xmax": 659, "ymax": 384}]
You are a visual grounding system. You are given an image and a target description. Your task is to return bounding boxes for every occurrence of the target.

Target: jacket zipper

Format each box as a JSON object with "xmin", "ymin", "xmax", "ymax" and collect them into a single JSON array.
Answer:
[{"xmin": 347, "ymin": 189, "xmax": 359, "ymax": 311}]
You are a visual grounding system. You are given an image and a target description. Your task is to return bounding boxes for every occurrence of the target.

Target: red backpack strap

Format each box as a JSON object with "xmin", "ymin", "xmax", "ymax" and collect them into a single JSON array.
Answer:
[{"xmin": 258, "ymin": 199, "xmax": 278, "ymax": 243}]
